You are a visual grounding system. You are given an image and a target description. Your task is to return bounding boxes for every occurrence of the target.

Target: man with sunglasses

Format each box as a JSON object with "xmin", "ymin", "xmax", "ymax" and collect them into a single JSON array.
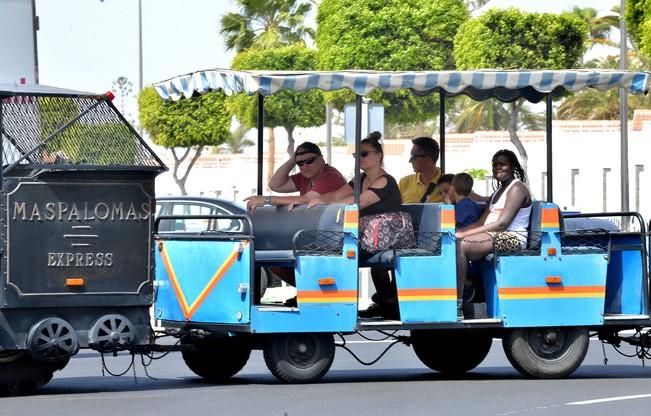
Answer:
[
  {"xmin": 398, "ymin": 136, "xmax": 444, "ymax": 203},
  {"xmin": 245, "ymin": 142, "xmax": 346, "ymax": 211}
]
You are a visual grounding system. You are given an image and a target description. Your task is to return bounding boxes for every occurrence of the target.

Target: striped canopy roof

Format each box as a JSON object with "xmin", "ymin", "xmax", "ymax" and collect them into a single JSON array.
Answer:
[{"xmin": 154, "ymin": 69, "xmax": 651, "ymax": 103}]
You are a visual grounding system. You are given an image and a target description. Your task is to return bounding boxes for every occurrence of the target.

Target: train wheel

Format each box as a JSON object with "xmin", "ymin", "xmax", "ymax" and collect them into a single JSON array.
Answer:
[
  {"xmin": 411, "ymin": 331, "xmax": 492, "ymax": 375},
  {"xmin": 502, "ymin": 327, "xmax": 589, "ymax": 379},
  {"xmin": 0, "ymin": 352, "xmax": 66, "ymax": 396},
  {"xmin": 263, "ymin": 333, "xmax": 335, "ymax": 383},
  {"xmin": 181, "ymin": 338, "xmax": 251, "ymax": 381}
]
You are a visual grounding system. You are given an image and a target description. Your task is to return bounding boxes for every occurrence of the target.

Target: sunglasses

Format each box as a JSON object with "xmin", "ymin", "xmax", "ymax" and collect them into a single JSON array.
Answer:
[
  {"xmin": 296, "ymin": 156, "xmax": 318, "ymax": 167},
  {"xmin": 355, "ymin": 151, "xmax": 378, "ymax": 158},
  {"xmin": 409, "ymin": 154, "xmax": 429, "ymax": 161}
]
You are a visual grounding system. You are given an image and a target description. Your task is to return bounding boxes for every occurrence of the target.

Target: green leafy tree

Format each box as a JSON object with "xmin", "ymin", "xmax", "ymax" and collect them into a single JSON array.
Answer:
[
  {"xmin": 139, "ymin": 87, "xmax": 231, "ymax": 195},
  {"xmin": 229, "ymin": 44, "xmax": 325, "ymax": 181},
  {"xmin": 38, "ymin": 97, "xmax": 138, "ymax": 165},
  {"xmin": 220, "ymin": 0, "xmax": 314, "ymax": 52},
  {"xmin": 453, "ymin": 8, "xmax": 587, "ymax": 173},
  {"xmin": 464, "ymin": 168, "xmax": 488, "ymax": 180},
  {"xmin": 316, "ymin": 0, "xmax": 470, "ymax": 128},
  {"xmin": 625, "ymin": 0, "xmax": 651, "ymax": 60}
]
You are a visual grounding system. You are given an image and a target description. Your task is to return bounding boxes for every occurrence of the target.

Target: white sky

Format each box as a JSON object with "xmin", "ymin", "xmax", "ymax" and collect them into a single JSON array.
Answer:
[{"xmin": 35, "ymin": 0, "xmax": 622, "ymax": 107}]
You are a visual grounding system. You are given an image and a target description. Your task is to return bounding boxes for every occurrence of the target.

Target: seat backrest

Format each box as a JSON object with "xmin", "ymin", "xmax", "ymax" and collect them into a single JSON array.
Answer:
[
  {"xmin": 527, "ymin": 201, "xmax": 543, "ymax": 251},
  {"xmin": 250, "ymin": 204, "xmax": 345, "ymax": 251},
  {"xmin": 401, "ymin": 203, "xmax": 441, "ymax": 234}
]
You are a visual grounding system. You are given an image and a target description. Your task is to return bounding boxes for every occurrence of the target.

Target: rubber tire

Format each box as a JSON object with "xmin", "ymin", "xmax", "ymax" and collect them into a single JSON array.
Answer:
[
  {"xmin": 411, "ymin": 331, "xmax": 492, "ymax": 376},
  {"xmin": 182, "ymin": 338, "xmax": 252, "ymax": 381},
  {"xmin": 502, "ymin": 327, "xmax": 589, "ymax": 379},
  {"xmin": 0, "ymin": 353, "xmax": 67, "ymax": 396},
  {"xmin": 263, "ymin": 333, "xmax": 335, "ymax": 383}
]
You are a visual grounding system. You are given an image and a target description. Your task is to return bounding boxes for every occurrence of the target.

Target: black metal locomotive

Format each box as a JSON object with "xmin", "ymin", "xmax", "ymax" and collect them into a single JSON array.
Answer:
[{"xmin": 0, "ymin": 84, "xmax": 166, "ymax": 394}]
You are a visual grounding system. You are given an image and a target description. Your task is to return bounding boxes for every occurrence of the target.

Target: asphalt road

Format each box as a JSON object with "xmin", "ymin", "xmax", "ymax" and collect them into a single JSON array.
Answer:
[{"xmin": 1, "ymin": 337, "xmax": 650, "ymax": 416}]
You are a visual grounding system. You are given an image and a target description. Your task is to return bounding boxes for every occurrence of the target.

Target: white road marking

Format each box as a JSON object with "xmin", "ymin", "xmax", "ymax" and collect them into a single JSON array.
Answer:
[{"xmin": 567, "ymin": 394, "xmax": 651, "ymax": 405}]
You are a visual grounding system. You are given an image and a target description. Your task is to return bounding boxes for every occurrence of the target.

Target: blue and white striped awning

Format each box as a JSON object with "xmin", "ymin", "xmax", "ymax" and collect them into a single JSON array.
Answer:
[{"xmin": 153, "ymin": 69, "xmax": 651, "ymax": 103}]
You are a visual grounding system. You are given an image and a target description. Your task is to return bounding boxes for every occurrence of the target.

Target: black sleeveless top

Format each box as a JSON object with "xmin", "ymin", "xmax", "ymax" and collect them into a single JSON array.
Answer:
[{"xmin": 348, "ymin": 173, "xmax": 402, "ymax": 217}]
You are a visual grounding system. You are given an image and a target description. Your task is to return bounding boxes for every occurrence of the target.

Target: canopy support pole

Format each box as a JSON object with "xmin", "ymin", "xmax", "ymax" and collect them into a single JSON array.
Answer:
[
  {"xmin": 257, "ymin": 93, "xmax": 264, "ymax": 195},
  {"xmin": 545, "ymin": 94, "xmax": 553, "ymax": 202},
  {"xmin": 354, "ymin": 95, "xmax": 362, "ymax": 206},
  {"xmin": 439, "ymin": 90, "xmax": 446, "ymax": 174}
]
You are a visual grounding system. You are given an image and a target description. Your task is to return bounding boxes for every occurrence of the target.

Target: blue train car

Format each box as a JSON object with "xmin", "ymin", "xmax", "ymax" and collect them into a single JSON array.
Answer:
[{"xmin": 152, "ymin": 69, "xmax": 651, "ymax": 383}]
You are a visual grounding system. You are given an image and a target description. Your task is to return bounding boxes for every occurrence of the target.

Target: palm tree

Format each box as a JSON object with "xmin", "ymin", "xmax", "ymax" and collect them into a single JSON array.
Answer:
[
  {"xmin": 220, "ymin": 0, "xmax": 315, "ymax": 184},
  {"xmin": 223, "ymin": 125, "xmax": 255, "ymax": 153},
  {"xmin": 558, "ymin": 56, "xmax": 651, "ymax": 120},
  {"xmin": 571, "ymin": 6, "xmax": 617, "ymax": 53},
  {"xmin": 220, "ymin": 0, "xmax": 314, "ymax": 52}
]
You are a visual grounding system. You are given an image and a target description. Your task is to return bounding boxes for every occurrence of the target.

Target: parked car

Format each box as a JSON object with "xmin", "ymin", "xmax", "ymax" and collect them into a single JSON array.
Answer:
[{"xmin": 156, "ymin": 196, "xmax": 246, "ymax": 234}]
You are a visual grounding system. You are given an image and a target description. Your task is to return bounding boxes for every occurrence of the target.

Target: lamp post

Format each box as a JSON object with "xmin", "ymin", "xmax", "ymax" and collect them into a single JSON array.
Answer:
[
  {"xmin": 137, "ymin": 0, "xmax": 143, "ymax": 93},
  {"xmin": 619, "ymin": 0, "xmax": 629, "ymax": 215}
]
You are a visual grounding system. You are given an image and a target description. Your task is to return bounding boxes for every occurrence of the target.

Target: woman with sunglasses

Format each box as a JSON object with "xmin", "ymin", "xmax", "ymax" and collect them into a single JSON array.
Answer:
[
  {"xmin": 308, "ymin": 132, "xmax": 403, "ymax": 319},
  {"xmin": 245, "ymin": 142, "xmax": 346, "ymax": 212}
]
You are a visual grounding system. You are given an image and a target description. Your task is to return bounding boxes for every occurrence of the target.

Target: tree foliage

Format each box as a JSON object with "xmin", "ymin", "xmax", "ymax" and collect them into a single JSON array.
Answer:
[
  {"xmin": 220, "ymin": 0, "xmax": 314, "ymax": 52},
  {"xmin": 315, "ymin": 0, "xmax": 469, "ymax": 126},
  {"xmin": 625, "ymin": 0, "xmax": 651, "ymax": 59},
  {"xmin": 454, "ymin": 8, "xmax": 587, "ymax": 70},
  {"xmin": 138, "ymin": 87, "xmax": 231, "ymax": 194},
  {"xmin": 453, "ymin": 8, "xmax": 587, "ymax": 173},
  {"xmin": 229, "ymin": 44, "xmax": 325, "ymax": 155}
]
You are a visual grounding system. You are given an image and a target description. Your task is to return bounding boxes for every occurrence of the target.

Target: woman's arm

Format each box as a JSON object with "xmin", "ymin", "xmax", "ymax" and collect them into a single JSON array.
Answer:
[{"xmin": 457, "ymin": 183, "xmax": 530, "ymax": 238}]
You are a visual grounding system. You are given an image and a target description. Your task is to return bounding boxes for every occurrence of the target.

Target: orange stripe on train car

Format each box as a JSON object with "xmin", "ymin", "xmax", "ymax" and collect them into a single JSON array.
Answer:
[
  {"xmin": 161, "ymin": 241, "xmax": 249, "ymax": 320},
  {"xmin": 541, "ymin": 208, "xmax": 560, "ymax": 228},
  {"xmin": 298, "ymin": 289, "xmax": 357, "ymax": 299},
  {"xmin": 344, "ymin": 209, "xmax": 358, "ymax": 223},
  {"xmin": 440, "ymin": 209, "xmax": 455, "ymax": 228},
  {"xmin": 498, "ymin": 285, "xmax": 604, "ymax": 295},
  {"xmin": 398, "ymin": 288, "xmax": 457, "ymax": 296}
]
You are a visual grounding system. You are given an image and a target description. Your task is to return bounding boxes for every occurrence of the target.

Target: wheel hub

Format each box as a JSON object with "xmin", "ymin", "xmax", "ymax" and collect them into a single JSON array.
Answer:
[
  {"xmin": 287, "ymin": 336, "xmax": 318, "ymax": 368},
  {"xmin": 88, "ymin": 314, "xmax": 135, "ymax": 352},
  {"xmin": 531, "ymin": 328, "xmax": 568, "ymax": 358},
  {"xmin": 26, "ymin": 318, "xmax": 79, "ymax": 362}
]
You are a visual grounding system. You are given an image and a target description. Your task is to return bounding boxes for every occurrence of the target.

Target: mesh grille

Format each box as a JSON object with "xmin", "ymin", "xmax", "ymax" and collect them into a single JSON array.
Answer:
[
  {"xmin": 561, "ymin": 230, "xmax": 610, "ymax": 255},
  {"xmin": 1, "ymin": 95, "xmax": 163, "ymax": 168},
  {"xmin": 396, "ymin": 231, "xmax": 443, "ymax": 256},
  {"xmin": 294, "ymin": 230, "xmax": 344, "ymax": 257}
]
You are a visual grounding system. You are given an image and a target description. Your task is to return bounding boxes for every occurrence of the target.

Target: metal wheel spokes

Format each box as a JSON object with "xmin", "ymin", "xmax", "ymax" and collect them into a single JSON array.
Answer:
[
  {"xmin": 286, "ymin": 335, "xmax": 318, "ymax": 368},
  {"xmin": 89, "ymin": 314, "xmax": 135, "ymax": 352},
  {"xmin": 27, "ymin": 318, "xmax": 79, "ymax": 362}
]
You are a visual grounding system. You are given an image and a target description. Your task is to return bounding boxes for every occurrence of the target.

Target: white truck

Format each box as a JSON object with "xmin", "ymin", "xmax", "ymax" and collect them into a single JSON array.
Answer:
[{"xmin": 0, "ymin": 0, "xmax": 38, "ymax": 85}]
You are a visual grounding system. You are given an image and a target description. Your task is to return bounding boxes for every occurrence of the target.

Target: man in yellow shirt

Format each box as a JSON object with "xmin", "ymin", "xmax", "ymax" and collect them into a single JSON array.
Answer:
[{"xmin": 399, "ymin": 137, "xmax": 444, "ymax": 203}]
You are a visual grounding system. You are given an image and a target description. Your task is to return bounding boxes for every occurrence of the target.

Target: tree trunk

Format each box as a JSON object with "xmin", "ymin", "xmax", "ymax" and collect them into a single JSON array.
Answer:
[
  {"xmin": 171, "ymin": 146, "xmax": 204, "ymax": 195},
  {"xmin": 267, "ymin": 127, "xmax": 275, "ymax": 188},
  {"xmin": 508, "ymin": 100, "xmax": 528, "ymax": 176},
  {"xmin": 286, "ymin": 125, "xmax": 295, "ymax": 156}
]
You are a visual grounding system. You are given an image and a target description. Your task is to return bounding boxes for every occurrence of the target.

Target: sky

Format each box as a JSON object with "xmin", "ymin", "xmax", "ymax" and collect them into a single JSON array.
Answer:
[{"xmin": 34, "ymin": 0, "xmax": 622, "ymax": 117}]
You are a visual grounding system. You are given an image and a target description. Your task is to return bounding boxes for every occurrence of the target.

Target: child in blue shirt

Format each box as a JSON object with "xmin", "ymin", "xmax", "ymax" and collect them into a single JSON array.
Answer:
[{"xmin": 449, "ymin": 173, "xmax": 484, "ymax": 230}]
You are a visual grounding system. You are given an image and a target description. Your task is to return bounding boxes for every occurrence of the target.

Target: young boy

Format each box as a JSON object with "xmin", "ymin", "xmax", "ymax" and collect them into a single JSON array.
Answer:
[{"xmin": 449, "ymin": 172, "xmax": 484, "ymax": 230}]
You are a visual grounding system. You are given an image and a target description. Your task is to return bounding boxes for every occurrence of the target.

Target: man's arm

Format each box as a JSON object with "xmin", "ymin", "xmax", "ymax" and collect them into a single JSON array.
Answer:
[
  {"xmin": 245, "ymin": 190, "xmax": 323, "ymax": 211},
  {"xmin": 269, "ymin": 158, "xmax": 298, "ymax": 193}
]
